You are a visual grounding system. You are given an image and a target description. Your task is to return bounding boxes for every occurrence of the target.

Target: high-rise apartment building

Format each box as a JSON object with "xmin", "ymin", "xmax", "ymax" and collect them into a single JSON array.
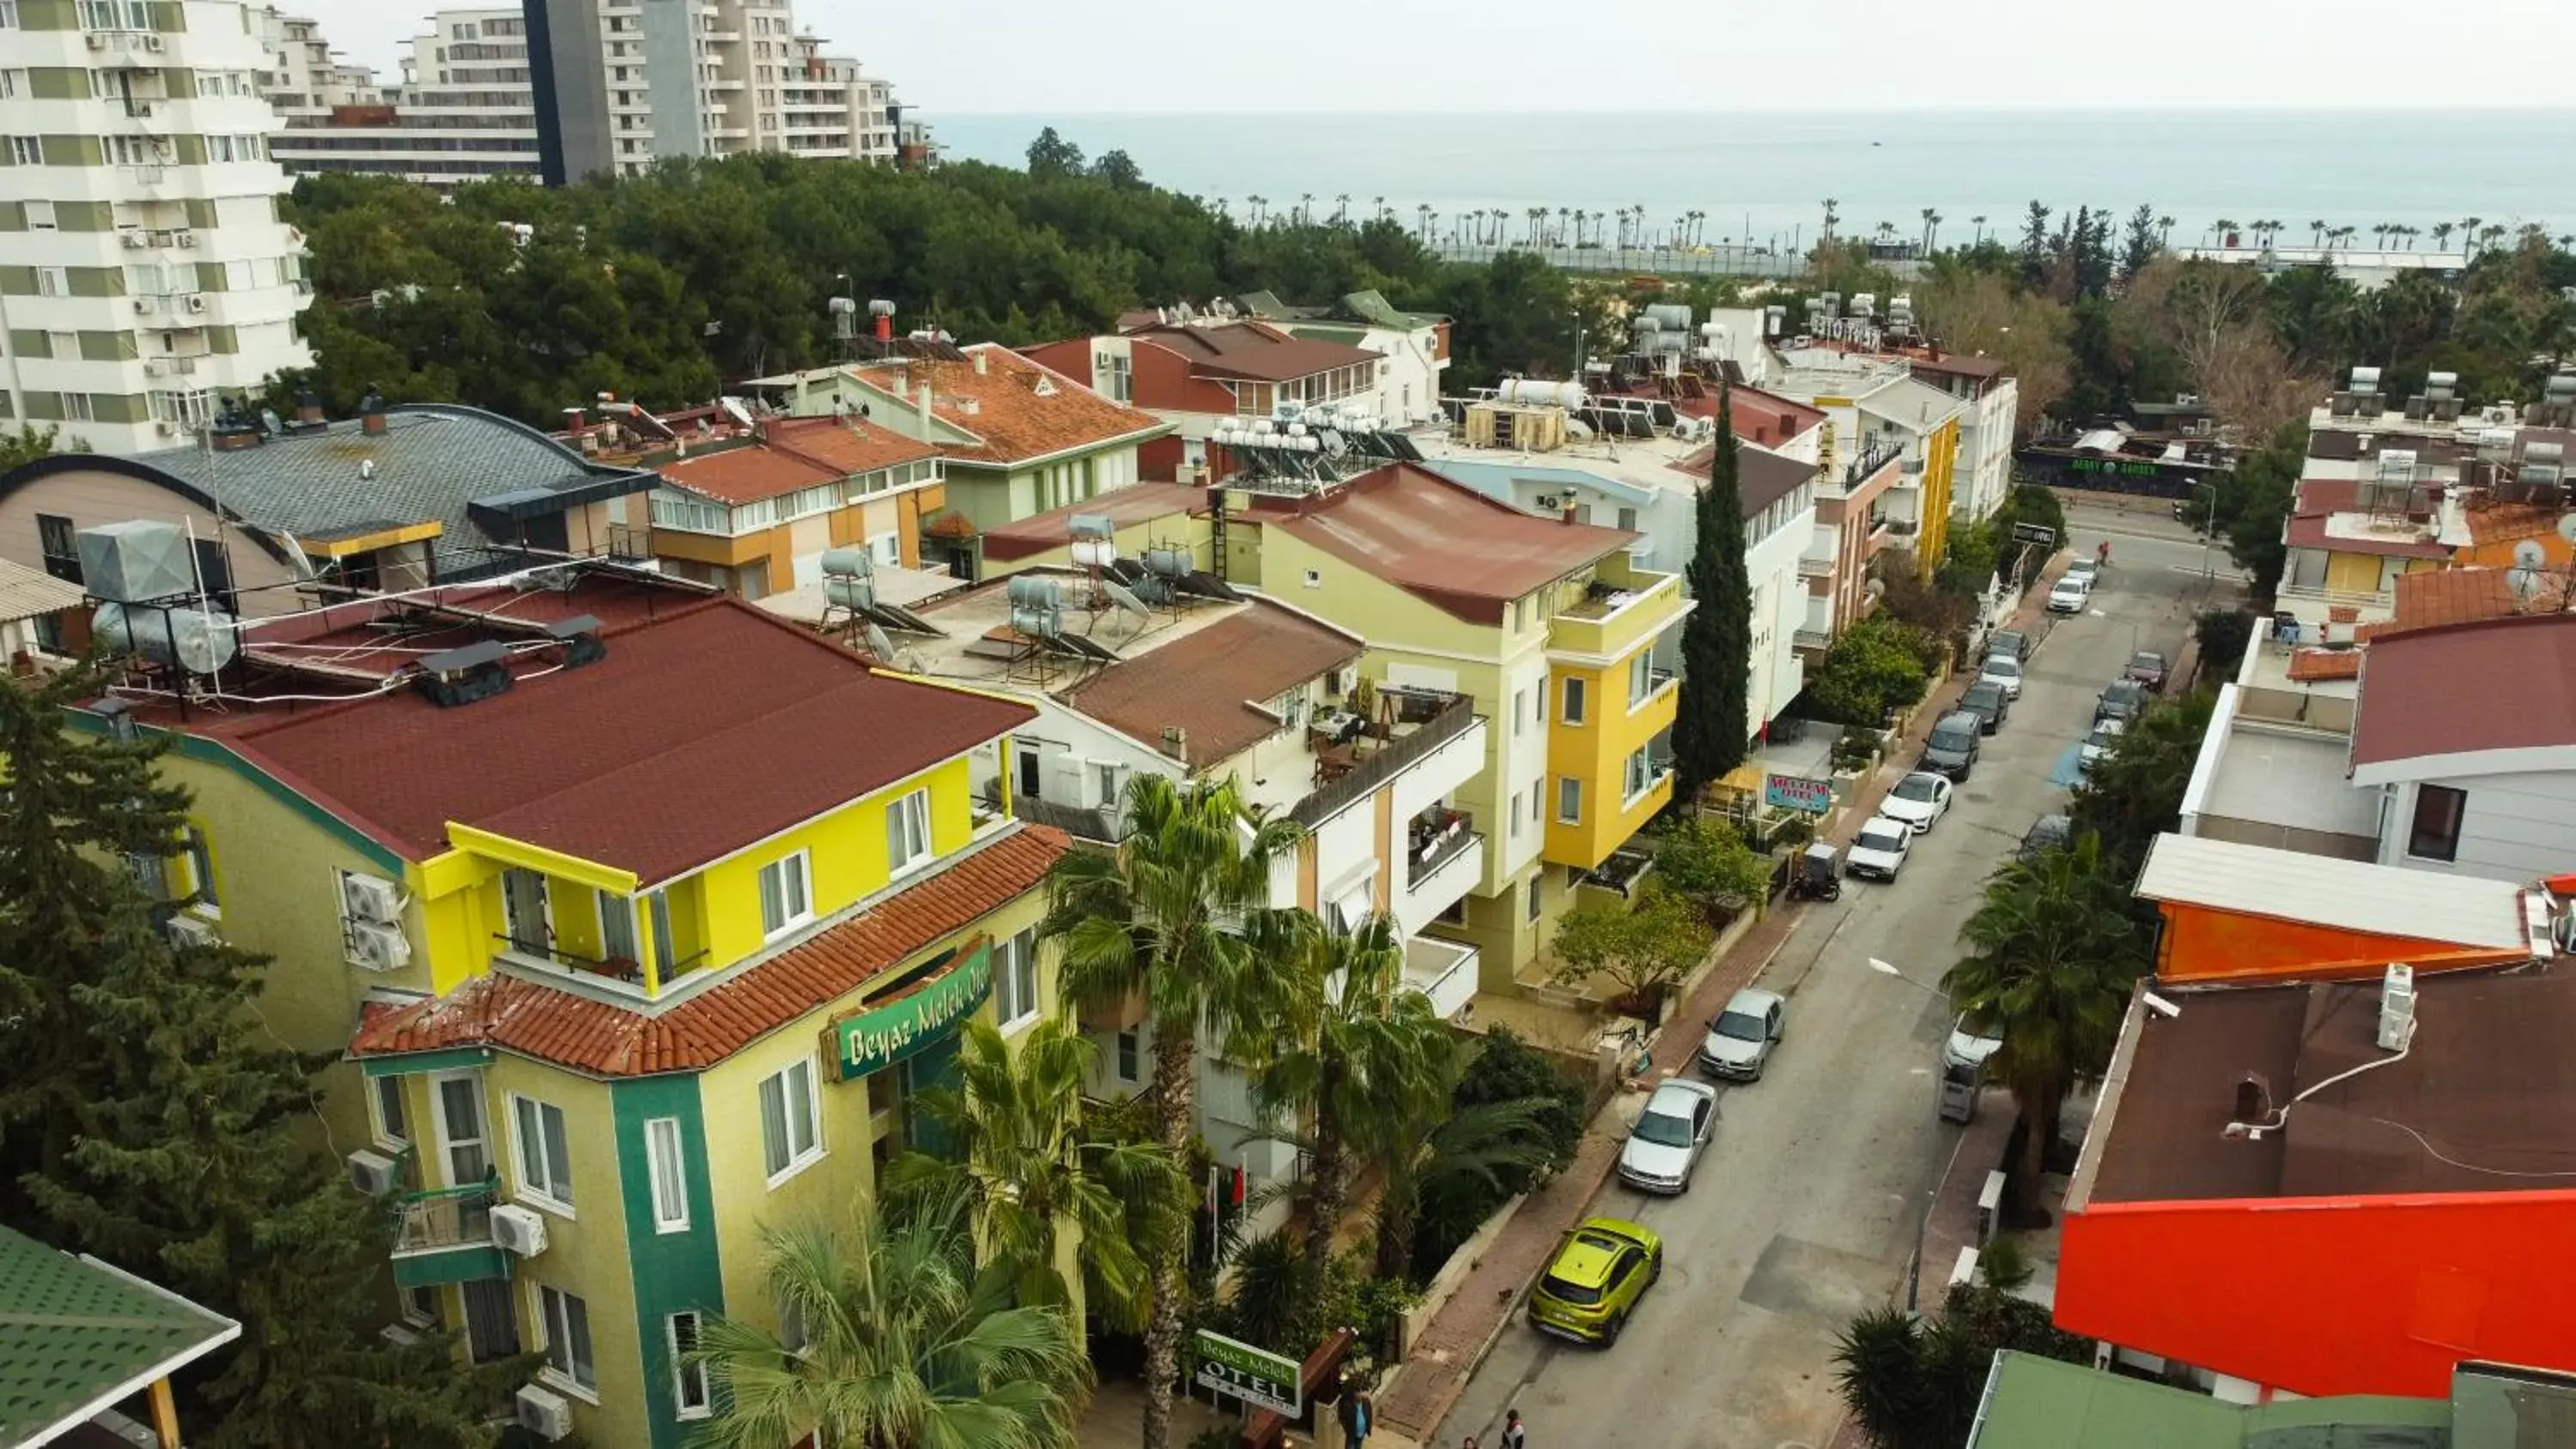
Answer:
[
  {"xmin": 259, "ymin": 6, "xmax": 544, "ymax": 186},
  {"xmin": 0, "ymin": 0, "xmax": 315, "ymax": 454}
]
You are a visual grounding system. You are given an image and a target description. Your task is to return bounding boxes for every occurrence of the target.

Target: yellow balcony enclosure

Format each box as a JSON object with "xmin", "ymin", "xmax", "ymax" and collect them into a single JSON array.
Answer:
[{"xmin": 1543, "ymin": 556, "xmax": 1688, "ymax": 873}]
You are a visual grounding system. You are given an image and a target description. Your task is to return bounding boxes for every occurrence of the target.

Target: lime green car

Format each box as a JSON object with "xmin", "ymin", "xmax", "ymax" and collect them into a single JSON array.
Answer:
[{"xmin": 1525, "ymin": 1216, "xmax": 1663, "ymax": 1345}]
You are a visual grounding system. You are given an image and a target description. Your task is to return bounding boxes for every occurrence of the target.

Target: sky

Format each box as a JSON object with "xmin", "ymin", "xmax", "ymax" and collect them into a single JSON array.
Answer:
[{"xmin": 288, "ymin": 0, "xmax": 2572, "ymax": 115}]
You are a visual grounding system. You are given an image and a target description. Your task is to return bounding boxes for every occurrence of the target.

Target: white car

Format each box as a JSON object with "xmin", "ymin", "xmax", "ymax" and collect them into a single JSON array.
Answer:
[
  {"xmin": 2066, "ymin": 555, "xmax": 2100, "ymax": 585},
  {"xmin": 1978, "ymin": 652, "xmax": 2024, "ymax": 701},
  {"xmin": 2080, "ymin": 717, "xmax": 2126, "ymax": 773},
  {"xmin": 1846, "ymin": 815, "xmax": 1914, "ymax": 882},
  {"xmin": 1880, "ymin": 771, "xmax": 1953, "ymax": 835},
  {"xmin": 1699, "ymin": 988, "xmax": 1785, "ymax": 1082},
  {"xmin": 2047, "ymin": 575, "xmax": 2090, "ymax": 614},
  {"xmin": 1617, "ymin": 1078, "xmax": 1718, "ymax": 1193}
]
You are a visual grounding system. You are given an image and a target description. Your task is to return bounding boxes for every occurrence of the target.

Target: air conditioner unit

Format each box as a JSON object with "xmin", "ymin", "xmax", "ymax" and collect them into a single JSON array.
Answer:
[
  {"xmin": 143, "ymin": 34, "xmax": 165, "ymax": 52},
  {"xmin": 132, "ymin": 296, "xmax": 155, "ymax": 314},
  {"xmin": 120, "ymin": 230, "xmax": 147, "ymax": 250},
  {"xmin": 156, "ymin": 419, "xmax": 180, "ymax": 436},
  {"xmin": 86, "ymin": 33, "xmax": 108, "ymax": 49},
  {"xmin": 345, "ymin": 1149, "xmax": 398, "ymax": 1197},
  {"xmin": 174, "ymin": 231, "xmax": 196, "ymax": 248},
  {"xmin": 490, "ymin": 1203, "xmax": 549, "ymax": 1258},
  {"xmin": 1329, "ymin": 664, "xmax": 1358, "ymax": 697},
  {"xmin": 184, "ymin": 294, "xmax": 207, "ymax": 314},
  {"xmin": 162, "ymin": 912, "xmax": 220, "ymax": 949},
  {"xmin": 144, "ymin": 357, "xmax": 171, "ymax": 378},
  {"xmin": 513, "ymin": 1385, "xmax": 574, "ymax": 1442},
  {"xmin": 345, "ymin": 919, "xmax": 411, "ymax": 973},
  {"xmin": 341, "ymin": 871, "xmax": 404, "ymax": 923},
  {"xmin": 131, "ymin": 102, "xmax": 153, "ymax": 118},
  {"xmin": 380, "ymin": 1323, "xmax": 422, "ymax": 1348}
]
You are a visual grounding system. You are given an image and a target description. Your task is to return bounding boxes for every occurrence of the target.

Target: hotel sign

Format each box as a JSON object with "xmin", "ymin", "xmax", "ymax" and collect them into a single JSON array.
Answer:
[
  {"xmin": 1765, "ymin": 773, "xmax": 1834, "ymax": 815},
  {"xmin": 1193, "ymin": 1330, "xmax": 1302, "ymax": 1417},
  {"xmin": 827, "ymin": 937, "xmax": 992, "ymax": 1080}
]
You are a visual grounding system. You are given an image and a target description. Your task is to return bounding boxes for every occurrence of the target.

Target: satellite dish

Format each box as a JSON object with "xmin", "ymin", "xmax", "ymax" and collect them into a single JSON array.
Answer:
[
  {"xmin": 2514, "ymin": 538, "xmax": 2549, "ymax": 571},
  {"xmin": 2556, "ymin": 514, "xmax": 2576, "ymax": 547},
  {"xmin": 1101, "ymin": 579, "xmax": 1152, "ymax": 627},
  {"xmin": 864, "ymin": 622, "xmax": 896, "ymax": 660}
]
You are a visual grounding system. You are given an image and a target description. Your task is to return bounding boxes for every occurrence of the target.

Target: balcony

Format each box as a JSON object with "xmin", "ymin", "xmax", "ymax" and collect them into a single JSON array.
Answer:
[
  {"xmin": 392, "ymin": 1181, "xmax": 509, "ymax": 1288},
  {"xmin": 2275, "ymin": 580, "xmax": 2395, "ymax": 617},
  {"xmin": 1400, "ymin": 936, "xmax": 1479, "ymax": 1021},
  {"xmin": 494, "ymin": 932, "xmax": 711, "ymax": 1002},
  {"xmin": 1292, "ymin": 693, "xmax": 1483, "ymax": 830},
  {"xmin": 1629, "ymin": 665, "xmax": 1678, "ymax": 713},
  {"xmin": 1798, "ymin": 554, "xmax": 1837, "ymax": 579},
  {"xmin": 1794, "ymin": 627, "xmax": 1834, "ymax": 653},
  {"xmin": 1549, "ymin": 562, "xmax": 1685, "ymax": 663},
  {"xmin": 1406, "ymin": 808, "xmax": 1478, "ymax": 887},
  {"xmin": 1400, "ymin": 807, "xmax": 1484, "ymax": 937}
]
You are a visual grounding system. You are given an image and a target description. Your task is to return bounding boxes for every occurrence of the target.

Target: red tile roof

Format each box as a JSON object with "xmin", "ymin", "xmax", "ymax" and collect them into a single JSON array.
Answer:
[
  {"xmin": 979, "ymin": 482, "xmax": 1211, "ymax": 562},
  {"xmin": 2352, "ymin": 613, "xmax": 2576, "ymax": 771},
  {"xmin": 1063, "ymin": 603, "xmax": 1362, "ymax": 766},
  {"xmin": 864, "ymin": 348, "xmax": 1168, "ymax": 467},
  {"xmin": 222, "ymin": 594, "xmax": 1034, "ymax": 882},
  {"xmin": 657, "ymin": 418, "xmax": 939, "ymax": 506},
  {"xmin": 2389, "ymin": 569, "xmax": 2520, "ymax": 634},
  {"xmin": 2284, "ymin": 511, "xmax": 2451, "ymax": 561},
  {"xmin": 2464, "ymin": 503, "xmax": 2563, "ymax": 547},
  {"xmin": 1262, "ymin": 464, "xmax": 1638, "ymax": 624},
  {"xmin": 349, "ymin": 826, "xmax": 1067, "ymax": 1075},
  {"xmin": 2286, "ymin": 648, "xmax": 2364, "ymax": 682},
  {"xmin": 1125, "ymin": 322, "xmax": 1381, "ymax": 384}
]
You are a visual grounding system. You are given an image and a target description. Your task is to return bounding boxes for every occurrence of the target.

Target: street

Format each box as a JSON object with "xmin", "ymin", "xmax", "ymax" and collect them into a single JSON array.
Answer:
[{"xmin": 1435, "ymin": 501, "xmax": 2235, "ymax": 1449}]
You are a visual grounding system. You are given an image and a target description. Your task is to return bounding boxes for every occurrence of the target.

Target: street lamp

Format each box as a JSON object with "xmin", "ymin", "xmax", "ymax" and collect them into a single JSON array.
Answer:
[
  {"xmin": 1868, "ymin": 958, "xmax": 1953, "ymax": 1312},
  {"xmin": 1868, "ymin": 958, "xmax": 1944, "ymax": 993}
]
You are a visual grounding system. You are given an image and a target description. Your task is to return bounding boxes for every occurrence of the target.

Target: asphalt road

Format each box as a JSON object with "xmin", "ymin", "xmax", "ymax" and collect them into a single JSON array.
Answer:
[{"xmin": 1436, "ymin": 503, "xmax": 2235, "ymax": 1449}]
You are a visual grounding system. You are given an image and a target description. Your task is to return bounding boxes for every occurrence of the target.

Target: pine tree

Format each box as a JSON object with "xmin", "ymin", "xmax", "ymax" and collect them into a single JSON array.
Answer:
[
  {"xmin": 1674, "ymin": 387, "xmax": 1753, "ymax": 807},
  {"xmin": 0, "ymin": 663, "xmax": 526, "ymax": 1448}
]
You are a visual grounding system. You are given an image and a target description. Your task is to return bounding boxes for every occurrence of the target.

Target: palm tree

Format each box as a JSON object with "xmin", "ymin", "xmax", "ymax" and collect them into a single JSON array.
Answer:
[
  {"xmin": 1918, "ymin": 207, "xmax": 1937, "ymax": 252},
  {"xmin": 2432, "ymin": 221, "xmax": 2455, "ymax": 253},
  {"xmin": 1297, "ymin": 192, "xmax": 1315, "ymax": 226},
  {"xmin": 1941, "ymin": 833, "xmax": 2148, "ymax": 1226},
  {"xmin": 1821, "ymin": 197, "xmax": 1840, "ymax": 243},
  {"xmin": 2462, "ymin": 215, "xmax": 2483, "ymax": 258},
  {"xmin": 2310, "ymin": 218, "xmax": 2329, "ymax": 248},
  {"xmin": 1241, "ymin": 912, "xmax": 1449, "ymax": 1252},
  {"xmin": 883, "ymin": 1017, "xmax": 1184, "ymax": 1330},
  {"xmin": 2156, "ymin": 215, "xmax": 2175, "ymax": 248},
  {"xmin": 1043, "ymin": 775, "xmax": 1304, "ymax": 1449},
  {"xmin": 1371, "ymin": 1064, "xmax": 1562, "ymax": 1285},
  {"xmin": 1246, "ymin": 195, "xmax": 1267, "ymax": 229},
  {"xmin": 1968, "ymin": 214, "xmax": 1988, "ymax": 247},
  {"xmin": 688, "ymin": 1197, "xmax": 1092, "ymax": 1449}
]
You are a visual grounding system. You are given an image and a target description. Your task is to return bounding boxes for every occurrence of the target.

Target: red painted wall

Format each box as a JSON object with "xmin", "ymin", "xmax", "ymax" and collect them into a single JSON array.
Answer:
[
  {"xmin": 2058, "ymin": 1190, "xmax": 2576, "ymax": 1397},
  {"xmin": 2156, "ymin": 903, "xmax": 2527, "ymax": 983},
  {"xmin": 1136, "ymin": 434, "xmax": 1185, "ymax": 482},
  {"xmin": 1019, "ymin": 338, "xmax": 1093, "ymax": 385},
  {"xmin": 1128, "ymin": 341, "xmax": 1236, "ymax": 415}
]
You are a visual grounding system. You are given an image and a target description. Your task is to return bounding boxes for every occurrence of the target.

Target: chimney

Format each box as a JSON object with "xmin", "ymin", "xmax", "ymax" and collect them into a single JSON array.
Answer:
[
  {"xmin": 916, "ymin": 382, "xmax": 933, "ymax": 433},
  {"xmin": 360, "ymin": 385, "xmax": 387, "ymax": 435},
  {"xmin": 1159, "ymin": 725, "xmax": 1188, "ymax": 763},
  {"xmin": 295, "ymin": 390, "xmax": 324, "ymax": 427},
  {"xmin": 1561, "ymin": 503, "xmax": 1578, "ymax": 525},
  {"xmin": 974, "ymin": 349, "xmax": 988, "ymax": 377}
]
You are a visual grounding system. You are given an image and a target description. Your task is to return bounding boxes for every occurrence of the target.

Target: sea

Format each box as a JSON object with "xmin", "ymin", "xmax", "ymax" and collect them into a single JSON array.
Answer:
[{"xmin": 931, "ymin": 109, "xmax": 2576, "ymax": 253}]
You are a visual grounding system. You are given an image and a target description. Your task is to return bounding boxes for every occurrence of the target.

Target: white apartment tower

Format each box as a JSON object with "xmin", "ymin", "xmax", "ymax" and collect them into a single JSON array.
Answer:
[
  {"xmin": 0, "ymin": 0, "xmax": 314, "ymax": 455},
  {"xmin": 258, "ymin": 7, "xmax": 543, "ymax": 186}
]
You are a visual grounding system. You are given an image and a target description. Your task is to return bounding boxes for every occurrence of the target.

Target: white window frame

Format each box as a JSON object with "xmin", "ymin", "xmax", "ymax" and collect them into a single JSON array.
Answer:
[
  {"xmin": 756, "ymin": 849, "xmax": 813, "ymax": 940},
  {"xmin": 508, "ymin": 1093, "xmax": 575, "ymax": 1216},
  {"xmin": 176, "ymin": 823, "xmax": 219, "ymax": 918},
  {"xmin": 1623, "ymin": 746, "xmax": 1655, "ymax": 803},
  {"xmin": 995, "ymin": 929, "xmax": 1040, "ymax": 1034},
  {"xmin": 535, "ymin": 1283, "xmax": 598, "ymax": 1399},
  {"xmin": 1115, "ymin": 1028, "xmax": 1139, "ymax": 1082},
  {"xmin": 668, "ymin": 1311, "xmax": 711, "ymax": 1419},
  {"xmin": 885, "ymin": 788, "xmax": 931, "ymax": 876},
  {"xmin": 428, "ymin": 1070, "xmax": 489, "ymax": 1188},
  {"xmin": 867, "ymin": 530, "xmax": 899, "ymax": 566},
  {"xmin": 370, "ymin": 1074, "xmax": 410, "ymax": 1152},
  {"xmin": 758, "ymin": 1057, "xmax": 823, "ymax": 1186},
  {"xmin": 1557, "ymin": 776, "xmax": 1582, "ymax": 823},
  {"xmin": 644, "ymin": 1116, "xmax": 690, "ymax": 1234},
  {"xmin": 1562, "ymin": 676, "xmax": 1587, "ymax": 724},
  {"xmin": 1628, "ymin": 652, "xmax": 1656, "ymax": 708}
]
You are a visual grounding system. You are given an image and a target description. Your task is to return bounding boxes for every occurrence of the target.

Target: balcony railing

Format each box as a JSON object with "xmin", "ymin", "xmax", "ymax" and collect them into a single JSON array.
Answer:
[
  {"xmin": 495, "ymin": 933, "xmax": 711, "ymax": 997},
  {"xmin": 1797, "ymin": 555, "xmax": 1837, "ymax": 579},
  {"xmin": 605, "ymin": 521, "xmax": 653, "ymax": 561},
  {"xmin": 1841, "ymin": 438, "xmax": 1905, "ymax": 487},
  {"xmin": 1407, "ymin": 809, "xmax": 1478, "ymax": 887},
  {"xmin": 1794, "ymin": 627, "xmax": 1834, "ymax": 652},
  {"xmin": 1400, "ymin": 937, "xmax": 1479, "ymax": 1020},
  {"xmin": 2275, "ymin": 581, "xmax": 2393, "ymax": 612},
  {"xmin": 1629, "ymin": 666, "xmax": 1677, "ymax": 711},
  {"xmin": 1291, "ymin": 694, "xmax": 1479, "ymax": 830},
  {"xmin": 395, "ymin": 1180, "xmax": 496, "ymax": 1255}
]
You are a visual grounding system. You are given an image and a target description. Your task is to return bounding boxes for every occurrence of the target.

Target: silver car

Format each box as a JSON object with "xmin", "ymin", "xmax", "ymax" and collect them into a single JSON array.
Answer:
[
  {"xmin": 1616, "ymin": 1079, "xmax": 1718, "ymax": 1193},
  {"xmin": 1700, "ymin": 987, "xmax": 1785, "ymax": 1082}
]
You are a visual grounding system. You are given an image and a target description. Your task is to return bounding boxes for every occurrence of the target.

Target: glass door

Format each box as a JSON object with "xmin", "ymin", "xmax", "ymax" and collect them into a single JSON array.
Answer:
[
  {"xmin": 433, "ymin": 1072, "xmax": 489, "ymax": 1186},
  {"xmin": 461, "ymin": 1278, "xmax": 520, "ymax": 1363}
]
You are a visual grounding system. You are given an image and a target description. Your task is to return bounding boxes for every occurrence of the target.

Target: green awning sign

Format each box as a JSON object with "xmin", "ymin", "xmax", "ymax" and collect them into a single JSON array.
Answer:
[
  {"xmin": 828, "ymin": 938, "xmax": 991, "ymax": 1080},
  {"xmin": 1193, "ymin": 1330, "xmax": 1301, "ymax": 1417}
]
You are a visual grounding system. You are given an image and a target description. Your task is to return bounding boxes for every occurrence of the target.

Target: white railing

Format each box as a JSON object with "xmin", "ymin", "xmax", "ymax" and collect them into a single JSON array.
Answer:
[{"xmin": 1401, "ymin": 937, "xmax": 1479, "ymax": 1020}]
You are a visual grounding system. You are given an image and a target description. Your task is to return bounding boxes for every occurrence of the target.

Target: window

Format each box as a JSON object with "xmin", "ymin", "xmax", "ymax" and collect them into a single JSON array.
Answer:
[
  {"xmin": 34, "ymin": 266, "xmax": 67, "ymax": 297},
  {"xmin": 644, "ymin": 1118, "xmax": 689, "ymax": 1233},
  {"xmin": 1510, "ymin": 791, "xmax": 1523, "ymax": 839},
  {"xmin": 1115, "ymin": 1028, "xmax": 1139, "ymax": 1082},
  {"xmin": 538, "ymin": 1285, "xmax": 596, "ymax": 1393},
  {"xmin": 511, "ymin": 1095, "xmax": 574, "ymax": 1209},
  {"xmin": 598, "ymin": 890, "xmax": 638, "ymax": 965},
  {"xmin": 20, "ymin": 199, "xmax": 49, "ymax": 230},
  {"xmin": 60, "ymin": 393, "xmax": 94, "ymax": 422},
  {"xmin": 1629, "ymin": 652, "xmax": 1656, "ymax": 706},
  {"xmin": 885, "ymin": 788, "xmax": 931, "ymax": 875},
  {"xmin": 1095, "ymin": 761, "xmax": 1119, "ymax": 809},
  {"xmin": 372, "ymin": 1076, "xmax": 410, "ymax": 1148},
  {"xmin": 1529, "ymin": 779, "xmax": 1544, "ymax": 827},
  {"xmin": 0, "ymin": 4, "xmax": 17, "ymax": 27},
  {"xmin": 1624, "ymin": 747, "xmax": 1655, "ymax": 800},
  {"xmin": 2406, "ymin": 784, "xmax": 2466, "ymax": 863},
  {"xmin": 996, "ymin": 928, "xmax": 1039, "ymax": 1032},
  {"xmin": 643, "ymin": 890, "xmax": 677, "ymax": 972},
  {"xmin": 867, "ymin": 531, "xmax": 899, "ymax": 566},
  {"xmin": 77, "ymin": 0, "xmax": 150, "ymax": 29},
  {"xmin": 172, "ymin": 825, "xmax": 216, "ymax": 912},
  {"xmin": 757, "ymin": 851, "xmax": 812, "ymax": 938},
  {"xmin": 758, "ymin": 1058, "xmax": 822, "ymax": 1182},
  {"xmin": 1557, "ymin": 777, "xmax": 1582, "ymax": 823},
  {"xmin": 433, "ymin": 1073, "xmax": 489, "ymax": 1185},
  {"xmin": 6, "ymin": 137, "xmax": 37, "ymax": 167},
  {"xmin": 668, "ymin": 1312, "xmax": 710, "ymax": 1418},
  {"xmin": 1561, "ymin": 677, "xmax": 1587, "ymax": 724},
  {"xmin": 1527, "ymin": 875, "xmax": 1544, "ymax": 922},
  {"xmin": 402, "ymin": 1284, "xmax": 438, "ymax": 1328}
]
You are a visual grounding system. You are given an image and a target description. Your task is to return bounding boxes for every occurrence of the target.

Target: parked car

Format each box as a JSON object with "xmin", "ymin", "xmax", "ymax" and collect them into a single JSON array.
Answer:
[
  {"xmin": 1847, "ymin": 815, "xmax": 1915, "ymax": 881},
  {"xmin": 2096, "ymin": 677, "xmax": 2149, "ymax": 724},
  {"xmin": 2047, "ymin": 575, "xmax": 2090, "ymax": 613},
  {"xmin": 1984, "ymin": 627, "xmax": 2029, "ymax": 664},
  {"xmin": 1617, "ymin": 1078, "xmax": 1719, "ymax": 1192},
  {"xmin": 2066, "ymin": 555, "xmax": 2100, "ymax": 585},
  {"xmin": 2124, "ymin": 650, "xmax": 2170, "ymax": 692},
  {"xmin": 2017, "ymin": 813, "xmax": 2073, "ymax": 862},
  {"xmin": 1527, "ymin": 1217, "xmax": 1664, "ymax": 1345},
  {"xmin": 1959, "ymin": 679, "xmax": 2012, "ymax": 733},
  {"xmin": 2080, "ymin": 718, "xmax": 2127, "ymax": 773},
  {"xmin": 1977, "ymin": 653, "xmax": 2024, "ymax": 701},
  {"xmin": 1922, "ymin": 710, "xmax": 1984, "ymax": 781},
  {"xmin": 1879, "ymin": 771, "xmax": 1954, "ymax": 835},
  {"xmin": 1699, "ymin": 988, "xmax": 1786, "ymax": 1082}
]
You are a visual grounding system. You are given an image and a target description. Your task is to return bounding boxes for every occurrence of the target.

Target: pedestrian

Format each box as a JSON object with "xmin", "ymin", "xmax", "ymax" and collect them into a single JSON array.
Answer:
[
  {"xmin": 1502, "ymin": 1409, "xmax": 1527, "ymax": 1449},
  {"xmin": 1461, "ymin": 1437, "xmax": 1479, "ymax": 1449}
]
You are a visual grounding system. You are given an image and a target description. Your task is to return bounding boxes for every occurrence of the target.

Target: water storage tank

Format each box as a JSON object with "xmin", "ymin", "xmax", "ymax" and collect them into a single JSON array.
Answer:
[
  {"xmin": 94, "ymin": 603, "xmax": 239, "ymax": 675},
  {"xmin": 1494, "ymin": 379, "xmax": 1589, "ymax": 409},
  {"xmin": 1006, "ymin": 575, "xmax": 1062, "ymax": 640},
  {"xmin": 1642, "ymin": 303, "xmax": 1693, "ymax": 333},
  {"xmin": 76, "ymin": 519, "xmax": 198, "ymax": 604}
]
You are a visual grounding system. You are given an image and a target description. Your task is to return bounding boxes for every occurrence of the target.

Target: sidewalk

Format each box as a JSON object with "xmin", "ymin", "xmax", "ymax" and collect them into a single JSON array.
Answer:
[{"xmin": 1374, "ymin": 564, "xmax": 2073, "ymax": 1447}]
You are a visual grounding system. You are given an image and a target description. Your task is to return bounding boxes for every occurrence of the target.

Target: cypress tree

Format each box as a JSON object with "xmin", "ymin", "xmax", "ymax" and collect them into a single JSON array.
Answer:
[
  {"xmin": 0, "ymin": 662, "xmax": 526, "ymax": 1447},
  {"xmin": 1674, "ymin": 387, "xmax": 1755, "ymax": 806}
]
